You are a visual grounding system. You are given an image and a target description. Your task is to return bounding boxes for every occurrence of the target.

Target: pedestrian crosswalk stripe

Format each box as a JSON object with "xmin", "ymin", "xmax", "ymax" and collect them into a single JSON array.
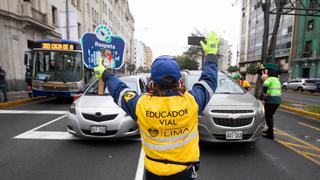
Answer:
[{"xmin": 0, "ymin": 110, "xmax": 68, "ymax": 114}]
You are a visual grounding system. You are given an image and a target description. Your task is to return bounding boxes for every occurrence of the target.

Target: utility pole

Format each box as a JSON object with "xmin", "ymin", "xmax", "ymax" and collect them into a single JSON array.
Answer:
[{"xmin": 66, "ymin": 0, "xmax": 70, "ymax": 39}]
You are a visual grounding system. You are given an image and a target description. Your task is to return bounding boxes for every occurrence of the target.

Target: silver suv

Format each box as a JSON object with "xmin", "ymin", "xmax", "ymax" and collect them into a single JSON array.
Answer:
[
  {"xmin": 181, "ymin": 70, "xmax": 265, "ymax": 142},
  {"xmin": 282, "ymin": 79, "xmax": 318, "ymax": 92}
]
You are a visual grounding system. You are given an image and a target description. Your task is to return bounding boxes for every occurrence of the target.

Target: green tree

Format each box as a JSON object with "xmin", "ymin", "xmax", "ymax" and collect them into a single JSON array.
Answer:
[
  {"xmin": 227, "ymin": 65, "xmax": 238, "ymax": 74},
  {"xmin": 175, "ymin": 55, "xmax": 199, "ymax": 70},
  {"xmin": 137, "ymin": 66, "xmax": 145, "ymax": 73},
  {"xmin": 126, "ymin": 62, "xmax": 136, "ymax": 75},
  {"xmin": 246, "ymin": 64, "xmax": 259, "ymax": 82}
]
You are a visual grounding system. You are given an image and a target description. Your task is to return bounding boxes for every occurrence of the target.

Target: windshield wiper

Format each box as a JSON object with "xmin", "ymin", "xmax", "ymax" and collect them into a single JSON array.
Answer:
[{"xmin": 215, "ymin": 92, "xmax": 232, "ymax": 94}]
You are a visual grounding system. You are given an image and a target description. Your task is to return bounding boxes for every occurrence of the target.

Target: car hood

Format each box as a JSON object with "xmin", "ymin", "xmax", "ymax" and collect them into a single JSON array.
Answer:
[
  {"xmin": 207, "ymin": 93, "xmax": 258, "ymax": 106},
  {"xmin": 77, "ymin": 95, "xmax": 118, "ymax": 108}
]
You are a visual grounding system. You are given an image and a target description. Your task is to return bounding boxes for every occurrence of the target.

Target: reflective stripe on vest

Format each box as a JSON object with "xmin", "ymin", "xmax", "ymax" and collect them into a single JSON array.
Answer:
[
  {"xmin": 195, "ymin": 80, "xmax": 214, "ymax": 97},
  {"xmin": 141, "ymin": 131, "xmax": 197, "ymax": 151}
]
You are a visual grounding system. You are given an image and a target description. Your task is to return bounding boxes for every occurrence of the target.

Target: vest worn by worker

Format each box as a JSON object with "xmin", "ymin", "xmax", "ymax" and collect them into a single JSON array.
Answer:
[
  {"xmin": 135, "ymin": 92, "xmax": 199, "ymax": 176},
  {"xmin": 263, "ymin": 77, "xmax": 281, "ymax": 104}
]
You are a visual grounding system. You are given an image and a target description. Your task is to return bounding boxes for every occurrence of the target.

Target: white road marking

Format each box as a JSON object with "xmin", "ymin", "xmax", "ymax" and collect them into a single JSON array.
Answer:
[
  {"xmin": 0, "ymin": 110, "xmax": 68, "ymax": 115},
  {"xmin": 14, "ymin": 131, "xmax": 79, "ymax": 140},
  {"xmin": 135, "ymin": 148, "xmax": 145, "ymax": 180},
  {"xmin": 13, "ymin": 115, "xmax": 67, "ymax": 139}
]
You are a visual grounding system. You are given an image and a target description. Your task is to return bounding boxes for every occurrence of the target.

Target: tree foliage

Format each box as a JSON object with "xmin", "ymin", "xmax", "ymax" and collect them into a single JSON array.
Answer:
[
  {"xmin": 227, "ymin": 65, "xmax": 238, "ymax": 74},
  {"xmin": 175, "ymin": 55, "xmax": 199, "ymax": 70},
  {"xmin": 126, "ymin": 63, "xmax": 136, "ymax": 75}
]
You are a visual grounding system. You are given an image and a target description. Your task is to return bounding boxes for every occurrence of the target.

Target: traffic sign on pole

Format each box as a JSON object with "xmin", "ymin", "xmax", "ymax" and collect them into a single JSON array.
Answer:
[{"xmin": 81, "ymin": 24, "xmax": 125, "ymax": 69}]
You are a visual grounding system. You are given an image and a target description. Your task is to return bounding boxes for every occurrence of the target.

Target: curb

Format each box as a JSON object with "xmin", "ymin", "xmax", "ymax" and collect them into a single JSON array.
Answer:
[
  {"xmin": 280, "ymin": 104, "xmax": 320, "ymax": 120},
  {"xmin": 0, "ymin": 97, "xmax": 47, "ymax": 109},
  {"xmin": 283, "ymin": 90, "xmax": 320, "ymax": 96}
]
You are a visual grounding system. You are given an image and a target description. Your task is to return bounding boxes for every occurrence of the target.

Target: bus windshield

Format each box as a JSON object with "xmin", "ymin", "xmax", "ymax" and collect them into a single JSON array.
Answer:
[{"xmin": 32, "ymin": 50, "xmax": 82, "ymax": 82}]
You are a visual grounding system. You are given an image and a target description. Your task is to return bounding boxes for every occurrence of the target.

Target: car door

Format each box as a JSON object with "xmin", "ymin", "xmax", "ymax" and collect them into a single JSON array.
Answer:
[{"xmin": 287, "ymin": 80, "xmax": 294, "ymax": 90}]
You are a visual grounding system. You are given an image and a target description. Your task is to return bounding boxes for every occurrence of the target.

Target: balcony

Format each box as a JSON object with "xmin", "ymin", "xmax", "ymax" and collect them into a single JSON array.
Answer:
[
  {"xmin": 31, "ymin": 8, "xmax": 47, "ymax": 25},
  {"xmin": 303, "ymin": 51, "xmax": 312, "ymax": 58}
]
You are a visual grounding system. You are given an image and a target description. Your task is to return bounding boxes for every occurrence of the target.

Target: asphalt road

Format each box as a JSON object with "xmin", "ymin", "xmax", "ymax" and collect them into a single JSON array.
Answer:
[
  {"xmin": 281, "ymin": 91, "xmax": 320, "ymax": 105},
  {"xmin": 0, "ymin": 98, "xmax": 319, "ymax": 180}
]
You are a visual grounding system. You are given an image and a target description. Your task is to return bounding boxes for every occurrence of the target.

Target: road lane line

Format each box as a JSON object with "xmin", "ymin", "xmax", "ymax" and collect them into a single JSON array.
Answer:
[
  {"xmin": 275, "ymin": 139, "xmax": 320, "ymax": 165},
  {"xmin": 14, "ymin": 131, "xmax": 79, "ymax": 140},
  {"xmin": 300, "ymin": 151, "xmax": 320, "ymax": 158},
  {"xmin": 13, "ymin": 115, "xmax": 67, "ymax": 139},
  {"xmin": 280, "ymin": 141, "xmax": 316, "ymax": 150},
  {"xmin": 298, "ymin": 122, "xmax": 320, "ymax": 132},
  {"xmin": 0, "ymin": 110, "xmax": 68, "ymax": 115},
  {"xmin": 274, "ymin": 128, "xmax": 320, "ymax": 152},
  {"xmin": 134, "ymin": 148, "xmax": 145, "ymax": 180}
]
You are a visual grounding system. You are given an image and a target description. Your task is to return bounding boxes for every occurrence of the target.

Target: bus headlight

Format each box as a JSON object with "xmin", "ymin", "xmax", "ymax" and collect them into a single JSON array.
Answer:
[{"xmin": 69, "ymin": 84, "xmax": 78, "ymax": 91}]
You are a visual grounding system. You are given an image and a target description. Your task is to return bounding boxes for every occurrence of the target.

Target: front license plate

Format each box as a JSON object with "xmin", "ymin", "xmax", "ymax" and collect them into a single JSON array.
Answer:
[
  {"xmin": 226, "ymin": 131, "xmax": 243, "ymax": 140},
  {"xmin": 90, "ymin": 126, "xmax": 106, "ymax": 133}
]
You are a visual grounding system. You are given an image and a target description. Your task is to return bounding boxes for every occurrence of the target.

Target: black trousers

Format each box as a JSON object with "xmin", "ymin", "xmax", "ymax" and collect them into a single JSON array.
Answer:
[
  {"xmin": 264, "ymin": 103, "xmax": 280, "ymax": 133},
  {"xmin": 145, "ymin": 166, "xmax": 196, "ymax": 180},
  {"xmin": 0, "ymin": 86, "xmax": 7, "ymax": 102}
]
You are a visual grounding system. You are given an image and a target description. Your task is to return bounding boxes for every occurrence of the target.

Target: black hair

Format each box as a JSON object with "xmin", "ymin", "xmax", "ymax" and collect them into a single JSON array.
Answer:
[{"xmin": 157, "ymin": 76, "xmax": 178, "ymax": 90}]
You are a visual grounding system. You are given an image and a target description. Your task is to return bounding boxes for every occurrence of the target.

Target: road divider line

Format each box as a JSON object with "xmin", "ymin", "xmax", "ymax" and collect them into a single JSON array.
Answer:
[
  {"xmin": 135, "ymin": 148, "xmax": 145, "ymax": 180},
  {"xmin": 298, "ymin": 122, "xmax": 320, "ymax": 132},
  {"xmin": 280, "ymin": 141, "xmax": 316, "ymax": 151},
  {"xmin": 300, "ymin": 151, "xmax": 320, "ymax": 158},
  {"xmin": 0, "ymin": 110, "xmax": 68, "ymax": 115},
  {"xmin": 13, "ymin": 115, "xmax": 67, "ymax": 139},
  {"xmin": 275, "ymin": 139, "xmax": 320, "ymax": 166},
  {"xmin": 274, "ymin": 128, "xmax": 320, "ymax": 152}
]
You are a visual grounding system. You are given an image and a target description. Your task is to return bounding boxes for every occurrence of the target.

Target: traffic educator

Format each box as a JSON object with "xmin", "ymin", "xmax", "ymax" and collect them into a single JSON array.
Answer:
[
  {"xmin": 94, "ymin": 32, "xmax": 220, "ymax": 179},
  {"xmin": 258, "ymin": 63, "xmax": 281, "ymax": 140}
]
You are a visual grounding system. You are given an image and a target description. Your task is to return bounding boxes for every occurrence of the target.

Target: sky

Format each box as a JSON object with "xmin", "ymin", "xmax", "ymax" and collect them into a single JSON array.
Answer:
[{"xmin": 128, "ymin": 0, "xmax": 241, "ymax": 65}]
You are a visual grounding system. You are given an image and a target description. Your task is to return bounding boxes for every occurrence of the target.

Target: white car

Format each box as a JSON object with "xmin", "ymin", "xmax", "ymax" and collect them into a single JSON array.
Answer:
[{"xmin": 67, "ymin": 76, "xmax": 146, "ymax": 138}]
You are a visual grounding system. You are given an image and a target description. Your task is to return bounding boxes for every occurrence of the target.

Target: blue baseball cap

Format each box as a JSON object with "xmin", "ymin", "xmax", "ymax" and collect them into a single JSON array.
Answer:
[{"xmin": 151, "ymin": 55, "xmax": 181, "ymax": 84}]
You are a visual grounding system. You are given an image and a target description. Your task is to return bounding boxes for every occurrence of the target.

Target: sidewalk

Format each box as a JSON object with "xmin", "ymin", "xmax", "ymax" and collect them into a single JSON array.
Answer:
[{"xmin": 0, "ymin": 91, "xmax": 31, "ymax": 103}]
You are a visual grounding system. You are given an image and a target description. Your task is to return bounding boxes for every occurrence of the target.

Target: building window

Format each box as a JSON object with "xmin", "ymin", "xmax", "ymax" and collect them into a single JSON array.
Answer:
[
  {"xmin": 303, "ymin": 41, "xmax": 312, "ymax": 57},
  {"xmin": 309, "ymin": 0, "xmax": 318, "ymax": 9},
  {"xmin": 78, "ymin": 23, "xmax": 81, "ymax": 39},
  {"xmin": 287, "ymin": 26, "xmax": 292, "ymax": 33},
  {"xmin": 307, "ymin": 20, "xmax": 314, "ymax": 32},
  {"xmin": 52, "ymin": 5, "xmax": 57, "ymax": 25},
  {"xmin": 286, "ymin": 42, "xmax": 291, "ymax": 49}
]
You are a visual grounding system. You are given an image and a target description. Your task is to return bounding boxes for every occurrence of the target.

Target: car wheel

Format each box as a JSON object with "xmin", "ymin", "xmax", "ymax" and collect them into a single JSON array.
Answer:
[
  {"xmin": 297, "ymin": 87, "xmax": 304, "ymax": 92},
  {"xmin": 310, "ymin": 90, "xmax": 316, "ymax": 93},
  {"xmin": 282, "ymin": 86, "xmax": 287, "ymax": 90}
]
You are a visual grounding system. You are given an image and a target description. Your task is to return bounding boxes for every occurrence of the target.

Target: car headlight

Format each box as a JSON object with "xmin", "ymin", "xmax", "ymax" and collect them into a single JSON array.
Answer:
[
  {"xmin": 69, "ymin": 102, "xmax": 76, "ymax": 114},
  {"xmin": 258, "ymin": 101, "xmax": 265, "ymax": 116}
]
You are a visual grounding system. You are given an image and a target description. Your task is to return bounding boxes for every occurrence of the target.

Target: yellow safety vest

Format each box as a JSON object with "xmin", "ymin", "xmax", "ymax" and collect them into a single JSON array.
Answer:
[{"xmin": 135, "ymin": 92, "xmax": 199, "ymax": 176}]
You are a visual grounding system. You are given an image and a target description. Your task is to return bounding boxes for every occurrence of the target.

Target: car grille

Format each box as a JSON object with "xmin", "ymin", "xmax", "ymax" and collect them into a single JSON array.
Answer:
[
  {"xmin": 211, "ymin": 110, "xmax": 254, "ymax": 113},
  {"xmin": 81, "ymin": 129, "xmax": 118, "ymax": 136},
  {"xmin": 82, "ymin": 113, "xmax": 118, "ymax": 122},
  {"xmin": 213, "ymin": 117, "xmax": 253, "ymax": 127},
  {"xmin": 213, "ymin": 134, "xmax": 253, "ymax": 140}
]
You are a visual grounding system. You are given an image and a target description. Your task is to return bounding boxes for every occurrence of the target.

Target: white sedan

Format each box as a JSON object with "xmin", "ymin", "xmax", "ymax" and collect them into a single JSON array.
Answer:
[{"xmin": 67, "ymin": 76, "xmax": 146, "ymax": 138}]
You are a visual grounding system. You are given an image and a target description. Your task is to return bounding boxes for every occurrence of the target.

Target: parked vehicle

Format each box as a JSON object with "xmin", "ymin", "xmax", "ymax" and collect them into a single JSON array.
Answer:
[
  {"xmin": 181, "ymin": 70, "xmax": 265, "ymax": 142},
  {"xmin": 67, "ymin": 76, "xmax": 146, "ymax": 138},
  {"xmin": 282, "ymin": 79, "xmax": 318, "ymax": 92}
]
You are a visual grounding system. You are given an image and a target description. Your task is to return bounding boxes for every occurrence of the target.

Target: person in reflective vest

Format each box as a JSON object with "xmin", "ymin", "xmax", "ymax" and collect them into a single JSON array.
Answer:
[
  {"xmin": 94, "ymin": 32, "xmax": 220, "ymax": 179},
  {"xmin": 233, "ymin": 72, "xmax": 251, "ymax": 91},
  {"xmin": 258, "ymin": 63, "xmax": 281, "ymax": 139}
]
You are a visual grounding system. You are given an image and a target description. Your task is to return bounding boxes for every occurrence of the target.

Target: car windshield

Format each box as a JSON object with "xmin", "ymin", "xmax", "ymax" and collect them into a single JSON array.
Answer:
[
  {"xmin": 32, "ymin": 50, "xmax": 82, "ymax": 82},
  {"xmin": 186, "ymin": 73, "xmax": 245, "ymax": 94},
  {"xmin": 85, "ymin": 77, "xmax": 138, "ymax": 96}
]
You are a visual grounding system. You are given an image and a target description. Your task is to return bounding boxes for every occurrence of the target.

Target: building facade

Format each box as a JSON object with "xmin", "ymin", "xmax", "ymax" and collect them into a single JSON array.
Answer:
[
  {"xmin": 292, "ymin": 0, "xmax": 320, "ymax": 79},
  {"xmin": 144, "ymin": 46, "xmax": 153, "ymax": 70},
  {"xmin": 239, "ymin": 0, "xmax": 293, "ymax": 82},
  {"xmin": 0, "ymin": 0, "xmax": 134, "ymax": 90},
  {"xmin": 133, "ymin": 39, "xmax": 145, "ymax": 69},
  {"xmin": 219, "ymin": 38, "xmax": 230, "ymax": 71}
]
